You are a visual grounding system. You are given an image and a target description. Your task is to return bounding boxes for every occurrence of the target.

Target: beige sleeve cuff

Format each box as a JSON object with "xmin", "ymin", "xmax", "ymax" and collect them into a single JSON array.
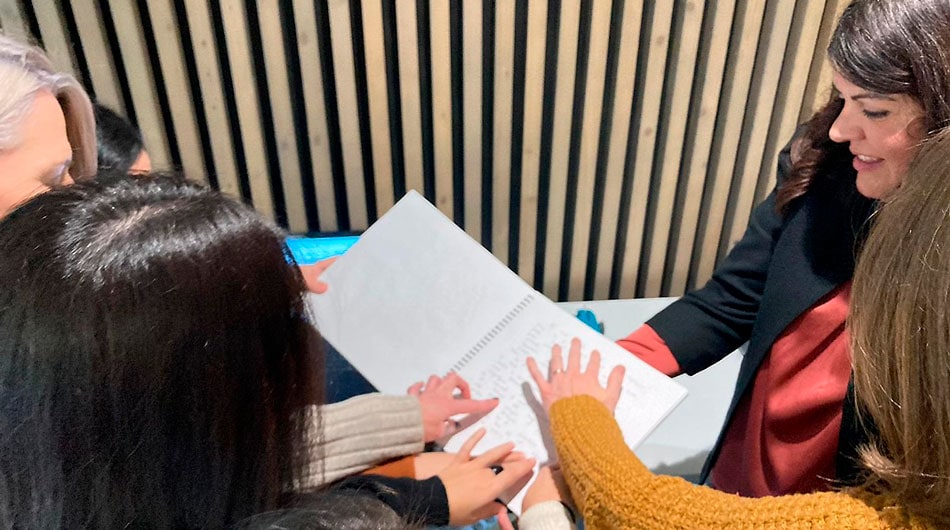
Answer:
[
  {"xmin": 518, "ymin": 501, "xmax": 576, "ymax": 530},
  {"xmin": 296, "ymin": 393, "xmax": 424, "ymax": 489}
]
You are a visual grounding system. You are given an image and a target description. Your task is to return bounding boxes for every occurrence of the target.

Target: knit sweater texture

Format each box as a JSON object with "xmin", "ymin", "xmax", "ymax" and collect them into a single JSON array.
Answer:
[
  {"xmin": 298, "ymin": 393, "xmax": 425, "ymax": 488},
  {"xmin": 550, "ymin": 396, "xmax": 934, "ymax": 529}
]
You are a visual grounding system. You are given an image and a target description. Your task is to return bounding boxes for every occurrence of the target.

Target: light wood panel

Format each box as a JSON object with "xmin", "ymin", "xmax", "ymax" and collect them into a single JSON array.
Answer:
[
  {"xmin": 219, "ymin": 0, "xmax": 276, "ymax": 221},
  {"xmin": 492, "ymin": 0, "xmax": 516, "ymax": 265},
  {"xmin": 22, "ymin": 0, "xmax": 840, "ymax": 301}
]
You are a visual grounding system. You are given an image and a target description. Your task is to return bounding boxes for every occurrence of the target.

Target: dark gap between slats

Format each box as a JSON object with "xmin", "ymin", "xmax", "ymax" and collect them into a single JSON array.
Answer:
[
  {"xmin": 278, "ymin": 0, "xmax": 320, "ymax": 231},
  {"xmin": 557, "ymin": 0, "xmax": 594, "ymax": 302},
  {"xmin": 207, "ymin": 0, "xmax": 252, "ymax": 202},
  {"xmin": 98, "ymin": 0, "xmax": 139, "ymax": 127},
  {"xmin": 481, "ymin": 0, "xmax": 496, "ymax": 252},
  {"xmin": 381, "ymin": 0, "xmax": 407, "ymax": 200},
  {"xmin": 506, "ymin": 0, "xmax": 528, "ymax": 269},
  {"xmin": 19, "ymin": 2, "xmax": 42, "ymax": 48},
  {"xmin": 584, "ymin": 0, "xmax": 626, "ymax": 300},
  {"xmin": 245, "ymin": 0, "xmax": 289, "ymax": 228},
  {"xmin": 314, "ymin": 0, "xmax": 351, "ymax": 230},
  {"xmin": 173, "ymin": 0, "xmax": 220, "ymax": 190},
  {"xmin": 415, "ymin": 1, "xmax": 436, "ymax": 203},
  {"xmin": 136, "ymin": 0, "xmax": 184, "ymax": 174},
  {"xmin": 532, "ymin": 0, "xmax": 563, "ymax": 292},
  {"xmin": 449, "ymin": 1, "xmax": 464, "ymax": 226},
  {"xmin": 347, "ymin": 0, "xmax": 378, "ymax": 224},
  {"xmin": 59, "ymin": 2, "xmax": 93, "ymax": 101}
]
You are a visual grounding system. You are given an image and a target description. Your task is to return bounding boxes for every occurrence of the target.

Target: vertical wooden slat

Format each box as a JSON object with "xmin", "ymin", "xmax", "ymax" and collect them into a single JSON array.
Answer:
[
  {"xmin": 592, "ymin": 0, "xmax": 643, "ymax": 300},
  {"xmin": 615, "ymin": 1, "xmax": 674, "ymax": 299},
  {"xmin": 429, "ymin": 1, "xmax": 453, "ymax": 217},
  {"xmin": 690, "ymin": 0, "xmax": 767, "ymax": 289},
  {"xmin": 293, "ymin": 0, "xmax": 337, "ymax": 231},
  {"xmin": 491, "ymin": 0, "xmax": 516, "ymax": 265},
  {"xmin": 360, "ymin": 0, "xmax": 396, "ymax": 214},
  {"xmin": 541, "ymin": 0, "xmax": 582, "ymax": 298},
  {"xmin": 461, "ymin": 0, "xmax": 482, "ymax": 239},
  {"xmin": 667, "ymin": 0, "xmax": 736, "ymax": 295},
  {"xmin": 753, "ymin": 1, "xmax": 827, "ymax": 206},
  {"xmin": 40, "ymin": 0, "xmax": 847, "ymax": 295},
  {"xmin": 71, "ymin": 0, "xmax": 124, "ymax": 112},
  {"xmin": 181, "ymin": 0, "xmax": 242, "ymax": 198},
  {"xmin": 148, "ymin": 0, "xmax": 208, "ymax": 185},
  {"xmin": 566, "ymin": 0, "xmax": 612, "ymax": 301},
  {"xmin": 395, "ymin": 0, "xmax": 425, "ymax": 195},
  {"xmin": 218, "ymin": 1, "xmax": 276, "ymax": 221},
  {"xmin": 256, "ymin": 0, "xmax": 307, "ymax": 232},
  {"xmin": 0, "ymin": 0, "xmax": 28, "ymax": 41},
  {"xmin": 723, "ymin": 1, "xmax": 796, "ymax": 251},
  {"xmin": 639, "ymin": 0, "xmax": 705, "ymax": 297},
  {"xmin": 327, "ymin": 0, "xmax": 368, "ymax": 228},
  {"xmin": 800, "ymin": 0, "xmax": 847, "ymax": 119},
  {"xmin": 107, "ymin": 2, "xmax": 172, "ymax": 169},
  {"xmin": 515, "ymin": 0, "xmax": 548, "ymax": 281},
  {"xmin": 32, "ymin": 3, "xmax": 74, "ymax": 74}
]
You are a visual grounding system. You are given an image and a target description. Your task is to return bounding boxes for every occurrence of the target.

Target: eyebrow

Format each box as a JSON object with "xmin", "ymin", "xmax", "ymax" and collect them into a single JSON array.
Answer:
[
  {"xmin": 851, "ymin": 93, "xmax": 896, "ymax": 102},
  {"xmin": 834, "ymin": 86, "xmax": 896, "ymax": 102}
]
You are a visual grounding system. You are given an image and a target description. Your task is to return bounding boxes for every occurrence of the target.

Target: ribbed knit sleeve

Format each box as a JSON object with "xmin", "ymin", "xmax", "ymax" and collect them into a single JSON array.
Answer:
[
  {"xmin": 297, "ymin": 394, "xmax": 425, "ymax": 488},
  {"xmin": 519, "ymin": 501, "xmax": 576, "ymax": 530},
  {"xmin": 550, "ymin": 396, "xmax": 927, "ymax": 530}
]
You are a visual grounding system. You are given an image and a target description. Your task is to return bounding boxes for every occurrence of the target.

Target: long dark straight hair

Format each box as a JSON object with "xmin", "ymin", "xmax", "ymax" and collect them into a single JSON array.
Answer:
[
  {"xmin": 0, "ymin": 175, "xmax": 323, "ymax": 527},
  {"xmin": 776, "ymin": 0, "xmax": 950, "ymax": 212}
]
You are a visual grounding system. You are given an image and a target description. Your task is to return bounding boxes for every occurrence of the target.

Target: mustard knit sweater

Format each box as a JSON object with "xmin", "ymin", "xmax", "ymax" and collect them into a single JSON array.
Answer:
[{"xmin": 550, "ymin": 396, "xmax": 935, "ymax": 530}]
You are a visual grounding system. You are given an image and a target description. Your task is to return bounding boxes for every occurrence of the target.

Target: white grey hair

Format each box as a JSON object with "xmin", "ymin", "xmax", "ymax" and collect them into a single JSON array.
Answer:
[{"xmin": 0, "ymin": 33, "xmax": 96, "ymax": 179}]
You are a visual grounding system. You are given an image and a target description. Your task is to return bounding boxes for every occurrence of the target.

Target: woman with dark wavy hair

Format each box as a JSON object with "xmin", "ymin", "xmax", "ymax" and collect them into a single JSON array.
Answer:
[
  {"xmin": 0, "ymin": 175, "xmax": 533, "ymax": 528},
  {"xmin": 528, "ymin": 129, "xmax": 950, "ymax": 528},
  {"xmin": 616, "ymin": 0, "xmax": 950, "ymax": 497}
]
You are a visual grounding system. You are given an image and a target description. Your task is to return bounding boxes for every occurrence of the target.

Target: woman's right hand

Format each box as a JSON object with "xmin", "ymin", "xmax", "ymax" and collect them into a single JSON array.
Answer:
[{"xmin": 436, "ymin": 428, "xmax": 535, "ymax": 526}]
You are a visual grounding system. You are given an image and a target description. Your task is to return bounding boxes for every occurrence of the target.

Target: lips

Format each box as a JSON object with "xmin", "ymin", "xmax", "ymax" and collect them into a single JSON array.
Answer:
[{"xmin": 852, "ymin": 153, "xmax": 882, "ymax": 172}]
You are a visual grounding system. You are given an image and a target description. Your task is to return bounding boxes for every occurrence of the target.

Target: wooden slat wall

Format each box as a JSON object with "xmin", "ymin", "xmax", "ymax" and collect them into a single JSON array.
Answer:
[{"xmin": 2, "ymin": 0, "xmax": 844, "ymax": 301}]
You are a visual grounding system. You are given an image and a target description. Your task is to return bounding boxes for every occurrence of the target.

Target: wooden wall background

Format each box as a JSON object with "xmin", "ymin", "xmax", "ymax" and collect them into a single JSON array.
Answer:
[{"xmin": 0, "ymin": 0, "xmax": 848, "ymax": 301}]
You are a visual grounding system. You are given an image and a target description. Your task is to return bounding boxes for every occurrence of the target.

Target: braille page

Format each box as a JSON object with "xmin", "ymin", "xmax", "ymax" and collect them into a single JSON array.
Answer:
[{"xmin": 307, "ymin": 191, "xmax": 687, "ymax": 512}]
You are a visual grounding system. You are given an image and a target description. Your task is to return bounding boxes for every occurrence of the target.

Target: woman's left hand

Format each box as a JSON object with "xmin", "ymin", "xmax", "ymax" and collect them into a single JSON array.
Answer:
[
  {"xmin": 299, "ymin": 257, "xmax": 338, "ymax": 294},
  {"xmin": 527, "ymin": 337, "xmax": 625, "ymax": 414}
]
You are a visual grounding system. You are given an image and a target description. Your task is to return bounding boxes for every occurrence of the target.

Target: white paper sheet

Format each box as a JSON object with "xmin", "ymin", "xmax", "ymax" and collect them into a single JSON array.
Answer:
[{"xmin": 308, "ymin": 191, "xmax": 687, "ymax": 513}]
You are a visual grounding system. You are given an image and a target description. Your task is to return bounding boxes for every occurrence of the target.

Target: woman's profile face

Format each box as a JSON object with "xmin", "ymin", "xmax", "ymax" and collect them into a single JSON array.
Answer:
[
  {"xmin": 0, "ymin": 90, "xmax": 74, "ymax": 217},
  {"xmin": 828, "ymin": 73, "xmax": 926, "ymax": 200}
]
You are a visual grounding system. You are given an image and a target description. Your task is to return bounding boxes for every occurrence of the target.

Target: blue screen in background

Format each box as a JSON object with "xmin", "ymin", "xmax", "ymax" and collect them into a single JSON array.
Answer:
[{"xmin": 285, "ymin": 235, "xmax": 360, "ymax": 265}]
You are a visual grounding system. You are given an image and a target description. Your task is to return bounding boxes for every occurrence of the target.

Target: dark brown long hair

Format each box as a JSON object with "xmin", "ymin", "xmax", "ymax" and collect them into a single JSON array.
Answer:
[
  {"xmin": 0, "ymin": 175, "xmax": 323, "ymax": 528},
  {"xmin": 776, "ymin": 0, "xmax": 950, "ymax": 213}
]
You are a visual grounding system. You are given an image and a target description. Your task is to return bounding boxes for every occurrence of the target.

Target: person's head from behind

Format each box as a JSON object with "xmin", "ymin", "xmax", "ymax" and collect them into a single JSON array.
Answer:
[
  {"xmin": 823, "ymin": 0, "xmax": 950, "ymax": 199},
  {"xmin": 0, "ymin": 176, "xmax": 322, "ymax": 528},
  {"xmin": 0, "ymin": 33, "xmax": 95, "ymax": 216},
  {"xmin": 94, "ymin": 103, "xmax": 151, "ymax": 175},
  {"xmin": 235, "ymin": 492, "xmax": 418, "ymax": 530},
  {"xmin": 850, "ymin": 128, "xmax": 950, "ymax": 526}
]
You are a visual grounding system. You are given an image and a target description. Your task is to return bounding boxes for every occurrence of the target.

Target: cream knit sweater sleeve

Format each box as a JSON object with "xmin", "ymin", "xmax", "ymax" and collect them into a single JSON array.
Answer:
[
  {"xmin": 550, "ymin": 396, "xmax": 930, "ymax": 530},
  {"xmin": 297, "ymin": 393, "xmax": 425, "ymax": 488}
]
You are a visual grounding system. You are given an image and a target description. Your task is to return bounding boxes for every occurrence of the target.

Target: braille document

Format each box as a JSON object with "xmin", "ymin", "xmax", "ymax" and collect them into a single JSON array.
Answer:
[{"xmin": 308, "ymin": 190, "xmax": 687, "ymax": 513}]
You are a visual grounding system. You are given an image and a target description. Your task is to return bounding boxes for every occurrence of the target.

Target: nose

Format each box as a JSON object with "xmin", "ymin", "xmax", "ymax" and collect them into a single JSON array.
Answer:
[{"xmin": 828, "ymin": 107, "xmax": 861, "ymax": 144}]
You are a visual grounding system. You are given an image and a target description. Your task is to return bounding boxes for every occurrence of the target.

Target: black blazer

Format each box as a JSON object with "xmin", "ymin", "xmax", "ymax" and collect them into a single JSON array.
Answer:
[{"xmin": 647, "ymin": 138, "xmax": 875, "ymax": 483}]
